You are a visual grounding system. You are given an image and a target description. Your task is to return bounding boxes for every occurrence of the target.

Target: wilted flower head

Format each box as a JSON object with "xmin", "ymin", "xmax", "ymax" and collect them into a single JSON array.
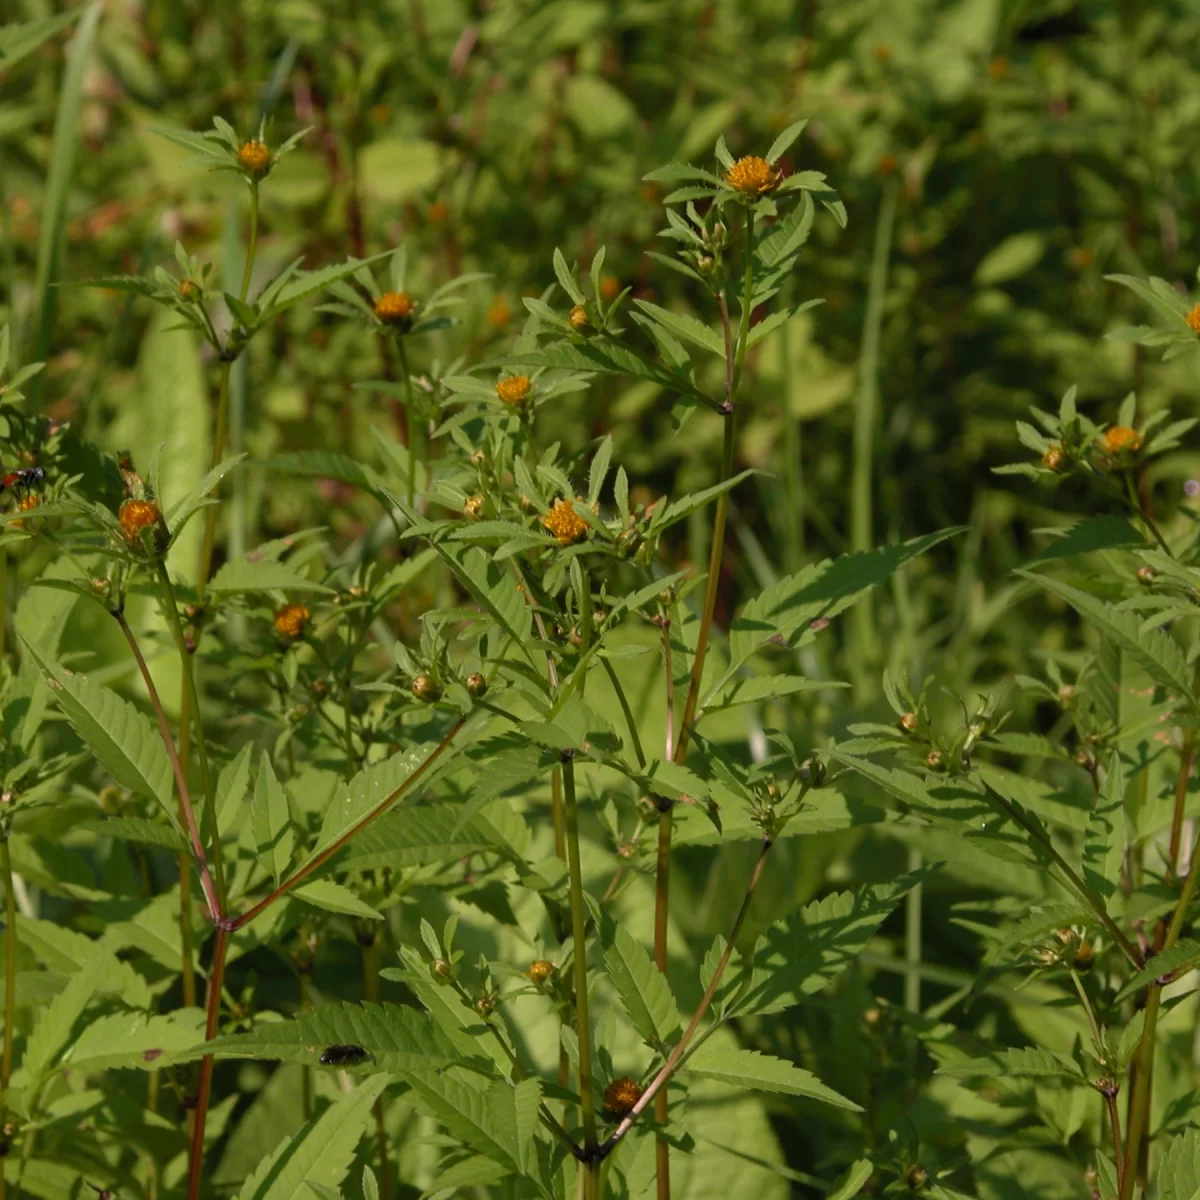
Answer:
[
  {"xmin": 542, "ymin": 498, "xmax": 589, "ymax": 546},
  {"xmin": 374, "ymin": 291, "xmax": 416, "ymax": 328},
  {"xmin": 603, "ymin": 1076, "xmax": 643, "ymax": 1116},
  {"xmin": 119, "ymin": 499, "xmax": 160, "ymax": 545},
  {"xmin": 495, "ymin": 375, "xmax": 531, "ymax": 408},
  {"xmin": 725, "ymin": 155, "xmax": 779, "ymax": 196},
  {"xmin": 236, "ymin": 140, "xmax": 271, "ymax": 176},
  {"xmin": 273, "ymin": 603, "xmax": 311, "ymax": 639}
]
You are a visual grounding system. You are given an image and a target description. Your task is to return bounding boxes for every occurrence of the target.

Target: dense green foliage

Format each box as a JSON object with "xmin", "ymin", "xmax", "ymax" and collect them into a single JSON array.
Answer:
[{"xmin": 6, "ymin": 2, "xmax": 1200, "ymax": 1199}]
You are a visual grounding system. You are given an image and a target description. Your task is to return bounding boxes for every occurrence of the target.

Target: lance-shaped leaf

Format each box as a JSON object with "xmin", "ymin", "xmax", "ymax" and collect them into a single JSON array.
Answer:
[
  {"xmin": 235, "ymin": 1077, "xmax": 388, "ymax": 1200},
  {"xmin": 1083, "ymin": 754, "xmax": 1126, "ymax": 903},
  {"xmin": 399, "ymin": 1073, "xmax": 542, "ymax": 1175},
  {"xmin": 936, "ymin": 1047, "xmax": 1086, "ymax": 1081},
  {"xmin": 682, "ymin": 1043, "xmax": 860, "ymax": 1111},
  {"xmin": 20, "ymin": 639, "xmax": 176, "ymax": 824},
  {"xmin": 251, "ymin": 753, "xmax": 294, "ymax": 887},
  {"xmin": 604, "ymin": 924, "xmax": 681, "ymax": 1045},
  {"xmin": 1019, "ymin": 571, "xmax": 1196, "ymax": 710}
]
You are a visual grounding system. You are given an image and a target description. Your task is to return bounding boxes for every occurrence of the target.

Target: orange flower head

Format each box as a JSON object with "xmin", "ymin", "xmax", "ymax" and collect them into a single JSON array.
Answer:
[
  {"xmin": 119, "ymin": 499, "xmax": 160, "ymax": 545},
  {"xmin": 542, "ymin": 498, "xmax": 589, "ymax": 546},
  {"xmin": 599, "ymin": 275, "xmax": 621, "ymax": 301},
  {"xmin": 179, "ymin": 280, "xmax": 198, "ymax": 299},
  {"xmin": 273, "ymin": 603, "xmax": 311, "ymax": 639},
  {"xmin": 426, "ymin": 200, "xmax": 449, "ymax": 224},
  {"xmin": 374, "ymin": 291, "xmax": 416, "ymax": 328},
  {"xmin": 603, "ymin": 1076, "xmax": 643, "ymax": 1117},
  {"xmin": 527, "ymin": 959, "xmax": 556, "ymax": 985},
  {"xmin": 1100, "ymin": 426, "xmax": 1142, "ymax": 456},
  {"xmin": 237, "ymin": 140, "xmax": 272, "ymax": 176},
  {"xmin": 495, "ymin": 375, "xmax": 532, "ymax": 408},
  {"xmin": 568, "ymin": 305, "xmax": 591, "ymax": 332},
  {"xmin": 464, "ymin": 493, "xmax": 485, "ymax": 519},
  {"xmin": 877, "ymin": 152, "xmax": 898, "ymax": 177},
  {"xmin": 987, "ymin": 55, "xmax": 1010, "ymax": 81},
  {"xmin": 12, "ymin": 495, "xmax": 40, "ymax": 530},
  {"xmin": 1187, "ymin": 302, "xmax": 1200, "ymax": 334},
  {"xmin": 1069, "ymin": 246, "xmax": 1096, "ymax": 270},
  {"xmin": 374, "ymin": 290, "xmax": 417, "ymax": 328},
  {"xmin": 724, "ymin": 155, "xmax": 779, "ymax": 196}
]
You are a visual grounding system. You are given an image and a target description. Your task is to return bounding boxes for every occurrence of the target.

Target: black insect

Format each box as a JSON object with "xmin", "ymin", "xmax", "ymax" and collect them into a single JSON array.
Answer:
[
  {"xmin": 319, "ymin": 1043, "xmax": 371, "ymax": 1066},
  {"xmin": 0, "ymin": 466, "xmax": 46, "ymax": 495}
]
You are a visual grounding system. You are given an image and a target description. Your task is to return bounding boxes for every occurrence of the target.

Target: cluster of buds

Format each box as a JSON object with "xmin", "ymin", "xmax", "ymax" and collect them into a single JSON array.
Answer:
[{"xmin": 1030, "ymin": 927, "xmax": 1083, "ymax": 969}]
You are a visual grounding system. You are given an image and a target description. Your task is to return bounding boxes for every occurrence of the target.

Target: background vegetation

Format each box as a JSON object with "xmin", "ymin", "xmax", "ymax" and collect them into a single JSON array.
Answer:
[{"xmin": 6, "ymin": 1, "xmax": 1200, "ymax": 1198}]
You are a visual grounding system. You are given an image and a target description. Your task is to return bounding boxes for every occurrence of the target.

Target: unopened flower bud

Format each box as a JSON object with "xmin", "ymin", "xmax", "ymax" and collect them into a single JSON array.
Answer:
[
  {"xmin": 1136, "ymin": 566, "xmax": 1156, "ymax": 586},
  {"xmin": 527, "ymin": 960, "xmax": 556, "ymax": 985},
  {"xmin": 925, "ymin": 749, "xmax": 945, "ymax": 771},
  {"xmin": 568, "ymin": 305, "xmax": 591, "ymax": 332},
  {"xmin": 465, "ymin": 672, "xmax": 488, "ymax": 698},
  {"xmin": 431, "ymin": 958, "xmax": 453, "ymax": 982},
  {"xmin": 905, "ymin": 1164, "xmax": 928, "ymax": 1191},
  {"xmin": 899, "ymin": 712, "xmax": 919, "ymax": 734},
  {"xmin": 411, "ymin": 674, "xmax": 442, "ymax": 702},
  {"xmin": 1042, "ymin": 445, "xmax": 1066, "ymax": 472}
]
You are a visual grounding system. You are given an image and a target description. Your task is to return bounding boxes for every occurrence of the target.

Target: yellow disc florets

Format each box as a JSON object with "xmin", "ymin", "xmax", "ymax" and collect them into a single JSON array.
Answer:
[
  {"xmin": 496, "ymin": 375, "xmax": 532, "ymax": 408},
  {"xmin": 179, "ymin": 280, "xmax": 198, "ymax": 299},
  {"xmin": 1100, "ymin": 426, "xmax": 1142, "ymax": 456},
  {"xmin": 464, "ymin": 493, "xmax": 485, "ymax": 519},
  {"xmin": 724, "ymin": 155, "xmax": 779, "ymax": 196},
  {"xmin": 237, "ymin": 140, "xmax": 272, "ymax": 176},
  {"xmin": 119, "ymin": 499, "xmax": 160, "ymax": 545},
  {"xmin": 273, "ymin": 603, "xmax": 311, "ymax": 639},
  {"xmin": 12, "ymin": 495, "xmax": 41, "ymax": 530},
  {"xmin": 542, "ymin": 498, "xmax": 589, "ymax": 546},
  {"xmin": 374, "ymin": 291, "xmax": 416, "ymax": 328},
  {"xmin": 603, "ymin": 1076, "xmax": 643, "ymax": 1117},
  {"xmin": 1187, "ymin": 302, "xmax": 1200, "ymax": 334}
]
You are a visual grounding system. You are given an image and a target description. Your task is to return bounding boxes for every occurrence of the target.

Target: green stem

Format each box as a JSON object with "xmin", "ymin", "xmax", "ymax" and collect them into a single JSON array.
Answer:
[
  {"xmin": 396, "ymin": 339, "xmax": 419, "ymax": 509},
  {"xmin": 0, "ymin": 552, "xmax": 7, "ymax": 663},
  {"xmin": 239, "ymin": 182, "xmax": 259, "ymax": 305},
  {"xmin": 1122, "ymin": 820, "xmax": 1200, "ymax": 1199},
  {"xmin": 732, "ymin": 204, "xmax": 755, "ymax": 392},
  {"xmin": 299, "ymin": 968, "xmax": 313, "ymax": 1121},
  {"xmin": 600, "ymin": 658, "xmax": 646, "ymax": 770},
  {"xmin": 561, "ymin": 755, "xmax": 598, "ymax": 1152},
  {"xmin": 850, "ymin": 180, "xmax": 898, "ymax": 684},
  {"xmin": 1, "ymin": 830, "xmax": 16, "ymax": 1200},
  {"xmin": 157, "ymin": 565, "xmax": 224, "ymax": 904},
  {"xmin": 904, "ymin": 844, "xmax": 922, "ymax": 1014}
]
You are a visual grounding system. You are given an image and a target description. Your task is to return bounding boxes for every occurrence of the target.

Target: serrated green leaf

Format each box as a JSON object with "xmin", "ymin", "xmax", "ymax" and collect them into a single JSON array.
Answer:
[
  {"xmin": 294, "ymin": 880, "xmax": 382, "ymax": 920},
  {"xmin": 60, "ymin": 1011, "xmax": 202, "ymax": 1073},
  {"xmin": 604, "ymin": 924, "xmax": 680, "ymax": 1045},
  {"xmin": 209, "ymin": 556, "xmax": 333, "ymax": 595},
  {"xmin": 79, "ymin": 817, "xmax": 185, "ymax": 853},
  {"xmin": 1019, "ymin": 571, "xmax": 1196, "ymax": 710},
  {"xmin": 683, "ymin": 1044, "xmax": 860, "ymax": 1111},
  {"xmin": 20, "ymin": 640, "xmax": 176, "ymax": 821},
  {"xmin": 251, "ymin": 753, "xmax": 294, "ymax": 887},
  {"xmin": 1159, "ymin": 1126, "xmax": 1200, "ymax": 1200},
  {"xmin": 1029, "ymin": 514, "xmax": 1145, "ymax": 562},
  {"xmin": 235, "ymin": 1077, "xmax": 388, "ymax": 1200},
  {"xmin": 936, "ymin": 1046, "xmax": 1086, "ymax": 1080},
  {"xmin": 1115, "ymin": 939, "xmax": 1200, "ymax": 1003}
]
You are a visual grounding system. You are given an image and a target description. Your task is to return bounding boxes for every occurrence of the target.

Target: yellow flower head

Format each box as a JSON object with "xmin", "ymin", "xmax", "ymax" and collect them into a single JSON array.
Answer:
[
  {"xmin": 487, "ymin": 295, "xmax": 512, "ymax": 329},
  {"xmin": 527, "ymin": 960, "xmax": 556, "ymax": 985},
  {"xmin": 12, "ymin": 494, "xmax": 40, "ymax": 530},
  {"xmin": 725, "ymin": 155, "xmax": 779, "ymax": 196},
  {"xmin": 237, "ymin": 140, "xmax": 272, "ymax": 176},
  {"xmin": 542, "ymin": 498, "xmax": 589, "ymax": 546},
  {"xmin": 1100, "ymin": 426, "xmax": 1142, "ymax": 456},
  {"xmin": 179, "ymin": 280, "xmax": 198, "ymax": 299},
  {"xmin": 568, "ymin": 305, "xmax": 591, "ymax": 332},
  {"xmin": 273, "ymin": 603, "xmax": 311, "ymax": 639},
  {"xmin": 496, "ymin": 375, "xmax": 532, "ymax": 408},
  {"xmin": 464, "ymin": 493, "xmax": 485, "ymax": 519},
  {"xmin": 603, "ymin": 1076, "xmax": 643, "ymax": 1117},
  {"xmin": 374, "ymin": 291, "xmax": 416, "ymax": 328},
  {"xmin": 119, "ymin": 499, "xmax": 160, "ymax": 545},
  {"xmin": 1187, "ymin": 302, "xmax": 1200, "ymax": 334}
]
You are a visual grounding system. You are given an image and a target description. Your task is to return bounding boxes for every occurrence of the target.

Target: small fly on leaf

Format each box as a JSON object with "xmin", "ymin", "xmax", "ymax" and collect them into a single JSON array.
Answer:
[{"xmin": 318, "ymin": 1043, "xmax": 372, "ymax": 1066}]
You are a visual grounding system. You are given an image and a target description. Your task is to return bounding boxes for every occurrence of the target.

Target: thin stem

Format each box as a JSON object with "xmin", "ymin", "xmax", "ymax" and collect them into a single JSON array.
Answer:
[
  {"xmin": 561, "ymin": 755, "xmax": 598, "ymax": 1152},
  {"xmin": 157, "ymin": 566, "xmax": 224, "ymax": 904},
  {"xmin": 299, "ymin": 968, "xmax": 313, "ymax": 1121},
  {"xmin": 1, "ymin": 831, "xmax": 16, "ymax": 1200},
  {"xmin": 396, "ymin": 339, "xmax": 419, "ymax": 509},
  {"xmin": 654, "ymin": 609, "xmax": 675, "ymax": 1197},
  {"xmin": 196, "ymin": 360, "xmax": 233, "ymax": 594},
  {"xmin": 904, "ymin": 845, "xmax": 923, "ymax": 1014},
  {"xmin": 232, "ymin": 719, "xmax": 463, "ymax": 930},
  {"xmin": 1124, "ymin": 470, "xmax": 1171, "ymax": 557},
  {"xmin": 599, "ymin": 837, "xmax": 773, "ymax": 1158},
  {"xmin": 1168, "ymin": 730, "xmax": 1195, "ymax": 878},
  {"xmin": 981, "ymin": 782, "xmax": 1143, "ymax": 969},
  {"xmin": 1070, "ymin": 970, "xmax": 1123, "ymax": 1188},
  {"xmin": 363, "ymin": 935, "xmax": 393, "ymax": 1200},
  {"xmin": 115, "ymin": 610, "xmax": 220, "ymax": 923},
  {"xmin": 849, "ymin": 179, "xmax": 898, "ymax": 682},
  {"xmin": 600, "ymin": 658, "xmax": 646, "ymax": 770},
  {"xmin": 0, "ymin": 551, "xmax": 6, "ymax": 662},
  {"xmin": 731, "ymin": 204, "xmax": 755, "ymax": 393},
  {"xmin": 186, "ymin": 925, "xmax": 229, "ymax": 1200},
  {"xmin": 239, "ymin": 182, "xmax": 259, "ymax": 305}
]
